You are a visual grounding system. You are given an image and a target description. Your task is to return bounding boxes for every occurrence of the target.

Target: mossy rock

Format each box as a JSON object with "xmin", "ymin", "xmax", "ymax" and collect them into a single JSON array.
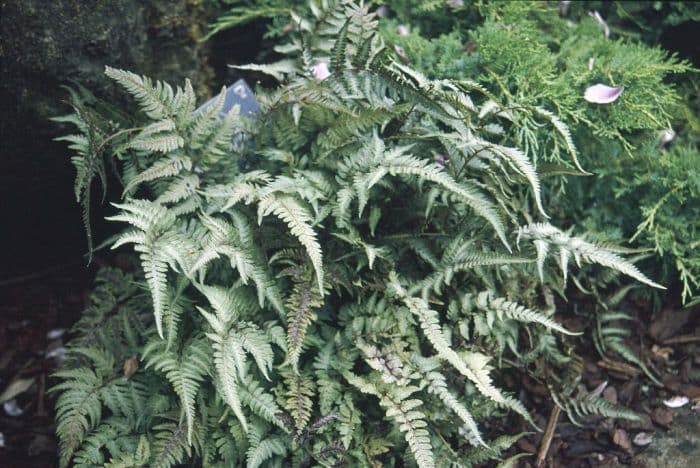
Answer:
[
  {"xmin": 0, "ymin": 0, "xmax": 214, "ymax": 273},
  {"xmin": 632, "ymin": 409, "xmax": 700, "ymax": 468}
]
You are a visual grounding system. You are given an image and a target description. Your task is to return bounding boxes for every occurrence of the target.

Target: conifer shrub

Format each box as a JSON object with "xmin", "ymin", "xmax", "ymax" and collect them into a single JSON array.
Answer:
[
  {"xmin": 53, "ymin": 2, "xmax": 678, "ymax": 467},
  {"xmin": 211, "ymin": 1, "xmax": 699, "ymax": 302}
]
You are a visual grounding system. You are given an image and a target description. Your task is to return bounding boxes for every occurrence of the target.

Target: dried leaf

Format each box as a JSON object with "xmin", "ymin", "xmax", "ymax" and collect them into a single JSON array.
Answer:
[
  {"xmin": 123, "ymin": 356, "xmax": 139, "ymax": 378},
  {"xmin": 612, "ymin": 428, "xmax": 632, "ymax": 452},
  {"xmin": 0, "ymin": 378, "xmax": 34, "ymax": 404},
  {"xmin": 603, "ymin": 386, "xmax": 618, "ymax": 405},
  {"xmin": 650, "ymin": 407, "xmax": 673, "ymax": 426}
]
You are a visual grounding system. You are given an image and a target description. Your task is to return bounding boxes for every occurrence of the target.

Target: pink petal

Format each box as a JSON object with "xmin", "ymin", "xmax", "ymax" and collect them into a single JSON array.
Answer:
[
  {"xmin": 397, "ymin": 24, "xmax": 409, "ymax": 37},
  {"xmin": 434, "ymin": 153, "xmax": 449, "ymax": 167},
  {"xmin": 584, "ymin": 84, "xmax": 624, "ymax": 104},
  {"xmin": 376, "ymin": 5, "xmax": 389, "ymax": 18},
  {"xmin": 311, "ymin": 62, "xmax": 330, "ymax": 81}
]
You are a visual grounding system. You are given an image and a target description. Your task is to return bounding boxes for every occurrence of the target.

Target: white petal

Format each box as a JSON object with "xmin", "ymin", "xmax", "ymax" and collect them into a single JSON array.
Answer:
[
  {"xmin": 587, "ymin": 57, "xmax": 595, "ymax": 71},
  {"xmin": 589, "ymin": 11, "xmax": 610, "ymax": 38},
  {"xmin": 584, "ymin": 84, "xmax": 624, "ymax": 104},
  {"xmin": 591, "ymin": 380, "xmax": 608, "ymax": 397},
  {"xmin": 663, "ymin": 395, "xmax": 690, "ymax": 408},
  {"xmin": 397, "ymin": 24, "xmax": 409, "ymax": 37},
  {"xmin": 559, "ymin": 1, "xmax": 571, "ymax": 17},
  {"xmin": 633, "ymin": 432, "xmax": 653, "ymax": 446},
  {"xmin": 46, "ymin": 328, "xmax": 66, "ymax": 340},
  {"xmin": 46, "ymin": 346, "xmax": 66, "ymax": 360},
  {"xmin": 3, "ymin": 400, "xmax": 23, "ymax": 417},
  {"xmin": 658, "ymin": 129, "xmax": 675, "ymax": 145},
  {"xmin": 311, "ymin": 62, "xmax": 330, "ymax": 81}
]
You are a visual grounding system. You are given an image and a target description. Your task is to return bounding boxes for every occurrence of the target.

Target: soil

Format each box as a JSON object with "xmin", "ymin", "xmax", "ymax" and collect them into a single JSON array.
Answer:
[{"xmin": 0, "ymin": 263, "xmax": 94, "ymax": 467}]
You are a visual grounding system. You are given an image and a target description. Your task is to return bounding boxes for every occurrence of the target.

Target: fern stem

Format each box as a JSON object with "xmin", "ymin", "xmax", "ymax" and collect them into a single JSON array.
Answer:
[{"xmin": 535, "ymin": 405, "xmax": 560, "ymax": 468}]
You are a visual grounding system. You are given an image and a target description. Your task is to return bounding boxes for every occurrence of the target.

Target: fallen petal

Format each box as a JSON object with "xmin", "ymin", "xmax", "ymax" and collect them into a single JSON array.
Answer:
[
  {"xmin": 588, "ymin": 57, "xmax": 595, "ymax": 71},
  {"xmin": 3, "ymin": 399, "xmax": 23, "ymax": 416},
  {"xmin": 397, "ymin": 24, "xmax": 409, "ymax": 37},
  {"xmin": 658, "ymin": 129, "xmax": 675, "ymax": 146},
  {"xmin": 447, "ymin": 0, "xmax": 464, "ymax": 8},
  {"xmin": 591, "ymin": 380, "xmax": 608, "ymax": 397},
  {"xmin": 664, "ymin": 395, "xmax": 690, "ymax": 408},
  {"xmin": 311, "ymin": 62, "xmax": 330, "ymax": 81},
  {"xmin": 434, "ymin": 153, "xmax": 449, "ymax": 167},
  {"xmin": 584, "ymin": 84, "xmax": 624, "ymax": 104},
  {"xmin": 376, "ymin": 5, "xmax": 389, "ymax": 18},
  {"xmin": 559, "ymin": 1, "xmax": 571, "ymax": 17},
  {"xmin": 633, "ymin": 432, "xmax": 653, "ymax": 446},
  {"xmin": 589, "ymin": 10, "xmax": 610, "ymax": 38},
  {"xmin": 46, "ymin": 328, "xmax": 66, "ymax": 340},
  {"xmin": 46, "ymin": 346, "xmax": 66, "ymax": 360}
]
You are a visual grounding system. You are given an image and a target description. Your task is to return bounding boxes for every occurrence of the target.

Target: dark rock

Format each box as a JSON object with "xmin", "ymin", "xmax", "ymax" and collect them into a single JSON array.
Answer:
[{"xmin": 0, "ymin": 0, "xmax": 214, "ymax": 275}]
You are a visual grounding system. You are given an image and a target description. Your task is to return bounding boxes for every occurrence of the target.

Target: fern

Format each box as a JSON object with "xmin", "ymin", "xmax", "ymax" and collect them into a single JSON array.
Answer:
[
  {"xmin": 143, "ymin": 338, "xmax": 211, "ymax": 443},
  {"xmin": 54, "ymin": 2, "xmax": 674, "ymax": 466},
  {"xmin": 518, "ymin": 223, "xmax": 665, "ymax": 289},
  {"xmin": 347, "ymin": 374, "xmax": 435, "ymax": 468},
  {"xmin": 475, "ymin": 291, "xmax": 577, "ymax": 335},
  {"xmin": 257, "ymin": 193, "xmax": 325, "ymax": 294}
]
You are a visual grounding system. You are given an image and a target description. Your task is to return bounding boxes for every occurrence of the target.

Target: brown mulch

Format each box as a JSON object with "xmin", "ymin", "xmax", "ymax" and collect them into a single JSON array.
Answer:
[
  {"xmin": 513, "ymin": 298, "xmax": 700, "ymax": 468},
  {"xmin": 0, "ymin": 264, "xmax": 93, "ymax": 468}
]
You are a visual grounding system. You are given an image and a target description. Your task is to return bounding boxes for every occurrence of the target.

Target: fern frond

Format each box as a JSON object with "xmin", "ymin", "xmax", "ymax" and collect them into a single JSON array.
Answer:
[
  {"xmin": 283, "ymin": 372, "xmax": 315, "ymax": 432},
  {"xmin": 258, "ymin": 193, "xmax": 324, "ymax": 293},
  {"xmin": 123, "ymin": 155, "xmax": 192, "ymax": 196},
  {"xmin": 381, "ymin": 386, "xmax": 435, "ymax": 468},
  {"xmin": 518, "ymin": 223, "xmax": 665, "ymax": 289},
  {"xmin": 52, "ymin": 368, "xmax": 105, "ymax": 467},
  {"xmin": 392, "ymin": 276, "xmax": 535, "ymax": 426},
  {"xmin": 143, "ymin": 338, "xmax": 211, "ymax": 443},
  {"xmin": 462, "ymin": 432, "xmax": 530, "ymax": 466},
  {"xmin": 418, "ymin": 360, "xmax": 484, "ymax": 446},
  {"xmin": 475, "ymin": 291, "xmax": 577, "ymax": 335},
  {"xmin": 558, "ymin": 392, "xmax": 640, "ymax": 426},
  {"xmin": 532, "ymin": 106, "xmax": 588, "ymax": 174},
  {"xmin": 128, "ymin": 119, "xmax": 184, "ymax": 154},
  {"xmin": 105, "ymin": 67, "xmax": 195, "ymax": 122},
  {"xmin": 150, "ymin": 420, "xmax": 194, "ymax": 468},
  {"xmin": 246, "ymin": 422, "xmax": 287, "ymax": 468}
]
